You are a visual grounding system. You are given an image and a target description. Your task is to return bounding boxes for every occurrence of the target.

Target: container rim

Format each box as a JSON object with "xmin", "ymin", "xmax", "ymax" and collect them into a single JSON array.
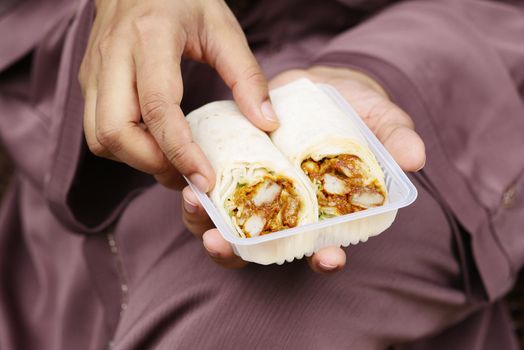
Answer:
[{"xmin": 185, "ymin": 83, "xmax": 418, "ymax": 246}]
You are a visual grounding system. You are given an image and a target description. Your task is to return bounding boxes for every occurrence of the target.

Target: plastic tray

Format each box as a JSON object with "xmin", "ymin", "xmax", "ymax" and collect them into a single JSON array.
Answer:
[{"xmin": 186, "ymin": 84, "xmax": 418, "ymax": 265}]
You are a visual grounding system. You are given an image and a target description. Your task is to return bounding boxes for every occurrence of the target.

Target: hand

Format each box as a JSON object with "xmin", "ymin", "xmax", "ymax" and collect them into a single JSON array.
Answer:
[
  {"xmin": 79, "ymin": 0, "xmax": 279, "ymax": 191},
  {"xmin": 182, "ymin": 66, "xmax": 426, "ymax": 273}
]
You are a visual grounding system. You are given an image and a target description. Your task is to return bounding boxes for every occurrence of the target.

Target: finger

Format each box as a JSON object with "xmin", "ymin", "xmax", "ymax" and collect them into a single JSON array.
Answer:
[
  {"xmin": 202, "ymin": 229, "xmax": 248, "ymax": 269},
  {"xmin": 182, "ymin": 186, "xmax": 214, "ymax": 237},
  {"xmin": 307, "ymin": 246, "xmax": 347, "ymax": 274},
  {"xmin": 367, "ymin": 103, "xmax": 426, "ymax": 172},
  {"xmin": 380, "ymin": 124, "xmax": 426, "ymax": 172},
  {"xmin": 204, "ymin": 7, "xmax": 279, "ymax": 132},
  {"xmin": 133, "ymin": 21, "xmax": 215, "ymax": 192},
  {"xmin": 83, "ymin": 85, "xmax": 117, "ymax": 159},
  {"xmin": 95, "ymin": 35, "xmax": 170, "ymax": 174}
]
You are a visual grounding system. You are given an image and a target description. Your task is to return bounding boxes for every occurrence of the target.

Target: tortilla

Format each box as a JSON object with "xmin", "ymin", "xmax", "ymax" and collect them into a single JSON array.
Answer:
[{"xmin": 187, "ymin": 101, "xmax": 318, "ymax": 237}]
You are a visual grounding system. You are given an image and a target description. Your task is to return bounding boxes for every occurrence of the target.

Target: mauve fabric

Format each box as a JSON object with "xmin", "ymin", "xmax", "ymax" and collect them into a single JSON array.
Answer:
[{"xmin": 0, "ymin": 0, "xmax": 523, "ymax": 349}]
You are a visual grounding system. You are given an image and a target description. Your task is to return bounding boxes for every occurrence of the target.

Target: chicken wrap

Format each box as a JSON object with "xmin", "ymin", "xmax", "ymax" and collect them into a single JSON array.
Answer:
[
  {"xmin": 187, "ymin": 101, "xmax": 318, "ymax": 238},
  {"xmin": 270, "ymin": 79, "xmax": 387, "ymax": 219}
]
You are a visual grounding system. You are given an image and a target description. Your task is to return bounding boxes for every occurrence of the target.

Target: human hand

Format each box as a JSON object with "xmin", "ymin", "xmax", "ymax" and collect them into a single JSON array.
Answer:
[
  {"xmin": 182, "ymin": 66, "xmax": 426, "ymax": 273},
  {"xmin": 79, "ymin": 0, "xmax": 279, "ymax": 191}
]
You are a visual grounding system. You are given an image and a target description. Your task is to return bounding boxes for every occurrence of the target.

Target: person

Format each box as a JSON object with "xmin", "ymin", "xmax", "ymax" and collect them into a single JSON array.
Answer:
[{"xmin": 0, "ymin": 0, "xmax": 523, "ymax": 348}]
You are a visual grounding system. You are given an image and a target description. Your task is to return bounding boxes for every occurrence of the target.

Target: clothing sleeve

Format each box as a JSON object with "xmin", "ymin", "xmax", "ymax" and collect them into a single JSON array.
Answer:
[
  {"xmin": 0, "ymin": 0, "xmax": 154, "ymax": 233},
  {"xmin": 43, "ymin": 0, "xmax": 154, "ymax": 233},
  {"xmin": 311, "ymin": 0, "xmax": 524, "ymax": 299}
]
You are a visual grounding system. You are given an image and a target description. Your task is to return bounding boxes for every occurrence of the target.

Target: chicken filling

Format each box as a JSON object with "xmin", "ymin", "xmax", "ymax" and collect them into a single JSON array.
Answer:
[
  {"xmin": 301, "ymin": 155, "xmax": 385, "ymax": 218},
  {"xmin": 227, "ymin": 175, "xmax": 302, "ymax": 238}
]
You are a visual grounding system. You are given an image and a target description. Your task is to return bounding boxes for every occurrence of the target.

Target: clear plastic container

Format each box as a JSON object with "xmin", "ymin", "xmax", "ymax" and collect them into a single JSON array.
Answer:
[{"xmin": 186, "ymin": 84, "xmax": 418, "ymax": 265}]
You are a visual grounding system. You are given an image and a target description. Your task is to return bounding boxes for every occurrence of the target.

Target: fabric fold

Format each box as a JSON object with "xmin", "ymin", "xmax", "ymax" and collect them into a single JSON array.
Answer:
[{"xmin": 311, "ymin": 0, "xmax": 524, "ymax": 299}]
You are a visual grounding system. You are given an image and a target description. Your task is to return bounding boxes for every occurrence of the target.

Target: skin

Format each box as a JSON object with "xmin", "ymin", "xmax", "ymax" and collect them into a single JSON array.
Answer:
[
  {"xmin": 79, "ymin": 0, "xmax": 279, "ymax": 190},
  {"xmin": 80, "ymin": 0, "xmax": 426, "ymax": 274}
]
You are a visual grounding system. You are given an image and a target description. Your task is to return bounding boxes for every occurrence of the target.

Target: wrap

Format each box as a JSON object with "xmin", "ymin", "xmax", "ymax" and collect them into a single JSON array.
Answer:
[
  {"xmin": 187, "ymin": 101, "xmax": 318, "ymax": 238},
  {"xmin": 270, "ymin": 79, "xmax": 388, "ymax": 219}
]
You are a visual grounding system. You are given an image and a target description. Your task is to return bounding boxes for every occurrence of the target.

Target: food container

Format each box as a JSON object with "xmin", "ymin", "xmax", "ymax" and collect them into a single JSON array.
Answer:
[{"xmin": 186, "ymin": 84, "xmax": 418, "ymax": 265}]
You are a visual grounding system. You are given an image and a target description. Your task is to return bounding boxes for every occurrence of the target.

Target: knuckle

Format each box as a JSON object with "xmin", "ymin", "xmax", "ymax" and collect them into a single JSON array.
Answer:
[
  {"xmin": 230, "ymin": 65, "xmax": 266, "ymax": 93},
  {"xmin": 242, "ymin": 65, "xmax": 265, "ymax": 84},
  {"xmin": 86, "ymin": 139, "xmax": 107, "ymax": 157},
  {"xmin": 208, "ymin": 2, "xmax": 242, "ymax": 32},
  {"xmin": 132, "ymin": 13, "xmax": 170, "ymax": 43},
  {"xmin": 368, "ymin": 102, "xmax": 393, "ymax": 122},
  {"xmin": 132, "ymin": 15, "xmax": 153, "ymax": 39},
  {"xmin": 95, "ymin": 126, "xmax": 123, "ymax": 153},
  {"xmin": 160, "ymin": 161, "xmax": 176, "ymax": 176},
  {"xmin": 153, "ymin": 164, "xmax": 181, "ymax": 185},
  {"xmin": 97, "ymin": 31, "xmax": 115, "ymax": 56},
  {"xmin": 165, "ymin": 143, "xmax": 191, "ymax": 168},
  {"xmin": 141, "ymin": 92, "xmax": 169, "ymax": 126},
  {"xmin": 151, "ymin": 158, "xmax": 172, "ymax": 176}
]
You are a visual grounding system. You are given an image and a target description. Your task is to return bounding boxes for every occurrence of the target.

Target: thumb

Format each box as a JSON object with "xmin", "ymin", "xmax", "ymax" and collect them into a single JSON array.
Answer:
[{"xmin": 204, "ymin": 11, "xmax": 279, "ymax": 131}]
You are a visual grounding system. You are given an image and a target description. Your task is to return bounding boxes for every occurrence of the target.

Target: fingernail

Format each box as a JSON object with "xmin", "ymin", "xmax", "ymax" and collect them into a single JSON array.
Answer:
[
  {"xmin": 319, "ymin": 261, "xmax": 338, "ymax": 271},
  {"xmin": 261, "ymin": 100, "xmax": 279, "ymax": 124},
  {"xmin": 183, "ymin": 197, "xmax": 198, "ymax": 214},
  {"xmin": 189, "ymin": 173, "xmax": 209, "ymax": 192}
]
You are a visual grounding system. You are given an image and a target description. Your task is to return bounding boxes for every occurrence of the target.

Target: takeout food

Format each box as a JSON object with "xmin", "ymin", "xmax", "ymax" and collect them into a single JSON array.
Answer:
[
  {"xmin": 185, "ymin": 80, "xmax": 416, "ymax": 264},
  {"xmin": 187, "ymin": 79, "xmax": 389, "ymax": 239},
  {"xmin": 186, "ymin": 102, "xmax": 318, "ymax": 238},
  {"xmin": 270, "ymin": 79, "xmax": 387, "ymax": 219}
]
